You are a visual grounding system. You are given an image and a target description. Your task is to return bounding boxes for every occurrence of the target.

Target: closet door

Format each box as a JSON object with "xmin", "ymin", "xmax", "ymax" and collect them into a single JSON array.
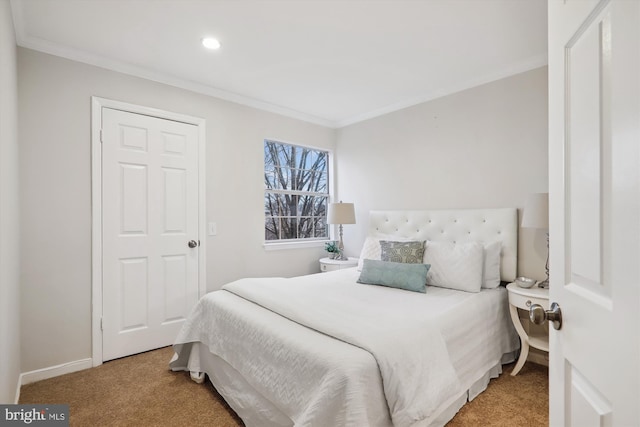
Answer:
[{"xmin": 101, "ymin": 107, "xmax": 200, "ymax": 361}]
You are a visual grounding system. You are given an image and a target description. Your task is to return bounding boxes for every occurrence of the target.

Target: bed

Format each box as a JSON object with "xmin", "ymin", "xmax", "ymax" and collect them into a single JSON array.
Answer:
[{"xmin": 170, "ymin": 209, "xmax": 520, "ymax": 427}]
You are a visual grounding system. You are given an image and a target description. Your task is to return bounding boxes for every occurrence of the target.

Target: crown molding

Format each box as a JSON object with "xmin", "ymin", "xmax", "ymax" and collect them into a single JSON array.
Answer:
[{"xmin": 10, "ymin": 0, "xmax": 548, "ymax": 130}]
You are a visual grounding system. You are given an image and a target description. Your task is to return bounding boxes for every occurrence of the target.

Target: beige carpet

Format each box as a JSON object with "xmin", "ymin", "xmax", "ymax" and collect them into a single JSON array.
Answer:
[{"xmin": 20, "ymin": 346, "xmax": 548, "ymax": 426}]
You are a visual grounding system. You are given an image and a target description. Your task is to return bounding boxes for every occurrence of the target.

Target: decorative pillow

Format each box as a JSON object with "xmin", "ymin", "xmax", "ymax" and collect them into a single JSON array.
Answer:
[
  {"xmin": 357, "ymin": 237, "xmax": 381, "ymax": 271},
  {"xmin": 357, "ymin": 236, "xmax": 414, "ymax": 271},
  {"xmin": 482, "ymin": 241, "xmax": 502, "ymax": 289},
  {"xmin": 357, "ymin": 259, "xmax": 430, "ymax": 293},
  {"xmin": 380, "ymin": 240, "xmax": 426, "ymax": 264},
  {"xmin": 423, "ymin": 241, "xmax": 483, "ymax": 292}
]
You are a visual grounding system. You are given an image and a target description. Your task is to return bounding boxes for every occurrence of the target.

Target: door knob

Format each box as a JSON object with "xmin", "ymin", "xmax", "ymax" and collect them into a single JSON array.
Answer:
[
  {"xmin": 188, "ymin": 240, "xmax": 198, "ymax": 248},
  {"xmin": 529, "ymin": 302, "xmax": 562, "ymax": 330}
]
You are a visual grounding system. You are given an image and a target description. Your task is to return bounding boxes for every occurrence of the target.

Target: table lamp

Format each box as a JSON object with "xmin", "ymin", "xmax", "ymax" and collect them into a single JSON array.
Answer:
[
  {"xmin": 521, "ymin": 192, "xmax": 549, "ymax": 288},
  {"xmin": 327, "ymin": 201, "xmax": 356, "ymax": 260}
]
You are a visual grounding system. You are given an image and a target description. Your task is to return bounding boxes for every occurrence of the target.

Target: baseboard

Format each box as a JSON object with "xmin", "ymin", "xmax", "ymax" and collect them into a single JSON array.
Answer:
[
  {"xmin": 527, "ymin": 351, "xmax": 549, "ymax": 367},
  {"xmin": 18, "ymin": 358, "xmax": 93, "ymax": 391}
]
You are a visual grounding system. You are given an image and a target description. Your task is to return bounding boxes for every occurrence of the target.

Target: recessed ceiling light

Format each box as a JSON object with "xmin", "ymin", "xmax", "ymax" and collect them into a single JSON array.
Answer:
[{"xmin": 202, "ymin": 37, "xmax": 221, "ymax": 50}]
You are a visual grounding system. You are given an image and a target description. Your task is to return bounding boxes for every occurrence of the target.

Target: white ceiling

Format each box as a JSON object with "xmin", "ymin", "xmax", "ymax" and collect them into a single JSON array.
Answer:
[{"xmin": 11, "ymin": 0, "xmax": 547, "ymax": 128}]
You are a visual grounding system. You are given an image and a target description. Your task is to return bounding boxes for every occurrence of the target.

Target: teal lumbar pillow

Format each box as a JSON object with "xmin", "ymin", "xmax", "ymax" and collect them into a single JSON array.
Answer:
[{"xmin": 357, "ymin": 259, "xmax": 430, "ymax": 293}]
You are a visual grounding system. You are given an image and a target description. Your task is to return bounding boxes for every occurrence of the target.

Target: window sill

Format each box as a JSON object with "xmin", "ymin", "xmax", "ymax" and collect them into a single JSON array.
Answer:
[{"xmin": 263, "ymin": 240, "xmax": 329, "ymax": 251}]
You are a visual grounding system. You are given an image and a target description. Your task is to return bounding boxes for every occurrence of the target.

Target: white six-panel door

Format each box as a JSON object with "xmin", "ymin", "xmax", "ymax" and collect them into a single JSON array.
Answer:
[
  {"xmin": 101, "ymin": 107, "xmax": 200, "ymax": 361},
  {"xmin": 548, "ymin": 0, "xmax": 639, "ymax": 425}
]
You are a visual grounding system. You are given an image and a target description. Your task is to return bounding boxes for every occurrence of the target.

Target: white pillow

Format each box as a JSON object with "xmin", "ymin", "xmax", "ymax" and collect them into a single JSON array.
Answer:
[
  {"xmin": 423, "ymin": 241, "xmax": 484, "ymax": 292},
  {"xmin": 482, "ymin": 241, "xmax": 502, "ymax": 289},
  {"xmin": 357, "ymin": 237, "xmax": 382, "ymax": 271},
  {"xmin": 357, "ymin": 236, "xmax": 414, "ymax": 271}
]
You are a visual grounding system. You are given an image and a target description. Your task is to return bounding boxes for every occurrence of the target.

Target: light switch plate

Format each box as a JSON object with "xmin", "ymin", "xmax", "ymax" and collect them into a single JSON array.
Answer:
[{"xmin": 208, "ymin": 222, "xmax": 217, "ymax": 236}]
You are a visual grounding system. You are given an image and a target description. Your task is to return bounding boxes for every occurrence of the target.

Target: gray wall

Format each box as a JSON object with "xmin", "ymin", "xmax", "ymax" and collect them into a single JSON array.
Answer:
[
  {"xmin": 17, "ymin": 48, "xmax": 549, "ymax": 375},
  {"xmin": 336, "ymin": 67, "xmax": 549, "ymax": 280},
  {"xmin": 18, "ymin": 48, "xmax": 335, "ymax": 372},
  {"xmin": 0, "ymin": 0, "xmax": 21, "ymax": 403}
]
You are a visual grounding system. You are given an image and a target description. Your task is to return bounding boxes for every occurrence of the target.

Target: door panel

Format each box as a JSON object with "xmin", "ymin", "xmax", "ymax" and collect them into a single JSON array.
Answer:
[
  {"xmin": 102, "ymin": 107, "xmax": 200, "ymax": 361},
  {"xmin": 163, "ymin": 167, "xmax": 187, "ymax": 232},
  {"xmin": 549, "ymin": 0, "xmax": 639, "ymax": 425},
  {"xmin": 120, "ymin": 163, "xmax": 148, "ymax": 234},
  {"xmin": 566, "ymin": 5, "xmax": 608, "ymax": 294},
  {"xmin": 569, "ymin": 366, "xmax": 612, "ymax": 426},
  {"xmin": 163, "ymin": 254, "xmax": 188, "ymax": 323},
  {"xmin": 120, "ymin": 257, "xmax": 149, "ymax": 331}
]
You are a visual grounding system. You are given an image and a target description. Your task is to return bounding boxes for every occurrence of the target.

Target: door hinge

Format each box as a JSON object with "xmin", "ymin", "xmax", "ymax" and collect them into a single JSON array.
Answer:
[
  {"xmin": 99, "ymin": 129, "xmax": 103, "ymax": 143},
  {"xmin": 100, "ymin": 317, "xmax": 103, "ymax": 331}
]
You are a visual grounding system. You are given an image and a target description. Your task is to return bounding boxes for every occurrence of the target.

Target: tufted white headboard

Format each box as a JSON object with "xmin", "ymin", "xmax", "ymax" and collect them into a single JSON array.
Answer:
[{"xmin": 367, "ymin": 208, "xmax": 518, "ymax": 282}]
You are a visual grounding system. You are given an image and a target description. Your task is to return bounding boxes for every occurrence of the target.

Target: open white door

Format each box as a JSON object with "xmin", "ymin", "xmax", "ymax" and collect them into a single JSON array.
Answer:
[{"xmin": 548, "ymin": 0, "xmax": 639, "ymax": 425}]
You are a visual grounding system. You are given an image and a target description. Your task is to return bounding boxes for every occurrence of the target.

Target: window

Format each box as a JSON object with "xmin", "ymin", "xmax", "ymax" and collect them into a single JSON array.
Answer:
[{"xmin": 264, "ymin": 140, "xmax": 329, "ymax": 242}]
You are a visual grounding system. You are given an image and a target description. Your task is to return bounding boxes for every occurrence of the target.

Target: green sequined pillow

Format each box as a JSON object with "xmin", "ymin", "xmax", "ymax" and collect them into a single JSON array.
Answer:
[{"xmin": 379, "ymin": 240, "xmax": 426, "ymax": 264}]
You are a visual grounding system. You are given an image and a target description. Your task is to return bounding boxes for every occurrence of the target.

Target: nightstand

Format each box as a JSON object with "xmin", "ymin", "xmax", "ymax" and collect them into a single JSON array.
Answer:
[
  {"xmin": 319, "ymin": 257, "xmax": 358, "ymax": 273},
  {"xmin": 506, "ymin": 282, "xmax": 549, "ymax": 376}
]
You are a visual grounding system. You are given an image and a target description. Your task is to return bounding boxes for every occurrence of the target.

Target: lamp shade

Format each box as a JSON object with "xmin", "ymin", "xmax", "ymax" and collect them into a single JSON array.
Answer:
[
  {"xmin": 521, "ymin": 193, "xmax": 549, "ymax": 229},
  {"xmin": 327, "ymin": 202, "xmax": 356, "ymax": 225}
]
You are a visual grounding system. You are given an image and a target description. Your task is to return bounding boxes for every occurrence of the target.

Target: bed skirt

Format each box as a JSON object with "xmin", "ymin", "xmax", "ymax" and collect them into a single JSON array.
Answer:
[{"xmin": 172, "ymin": 342, "xmax": 518, "ymax": 427}]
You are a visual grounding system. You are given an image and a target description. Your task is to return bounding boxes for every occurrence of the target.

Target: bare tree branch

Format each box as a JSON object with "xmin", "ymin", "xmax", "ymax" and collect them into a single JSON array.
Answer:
[{"xmin": 264, "ymin": 141, "xmax": 328, "ymax": 240}]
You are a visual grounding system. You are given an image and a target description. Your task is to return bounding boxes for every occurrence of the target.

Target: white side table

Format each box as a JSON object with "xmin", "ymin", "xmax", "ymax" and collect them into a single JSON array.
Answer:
[
  {"xmin": 506, "ymin": 282, "xmax": 550, "ymax": 376},
  {"xmin": 319, "ymin": 257, "xmax": 358, "ymax": 273}
]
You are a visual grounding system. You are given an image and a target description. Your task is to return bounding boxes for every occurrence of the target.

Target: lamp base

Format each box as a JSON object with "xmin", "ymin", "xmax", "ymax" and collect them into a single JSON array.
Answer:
[
  {"xmin": 538, "ymin": 232, "xmax": 550, "ymax": 289},
  {"xmin": 335, "ymin": 224, "xmax": 347, "ymax": 260}
]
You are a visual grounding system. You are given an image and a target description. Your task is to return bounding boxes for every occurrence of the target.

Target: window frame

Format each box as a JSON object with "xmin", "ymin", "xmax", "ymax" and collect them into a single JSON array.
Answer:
[{"xmin": 263, "ymin": 138, "xmax": 333, "ymax": 248}]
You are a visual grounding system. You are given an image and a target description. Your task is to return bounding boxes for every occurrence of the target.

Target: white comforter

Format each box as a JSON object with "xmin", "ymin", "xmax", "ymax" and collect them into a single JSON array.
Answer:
[
  {"xmin": 223, "ymin": 274, "xmax": 462, "ymax": 427},
  {"xmin": 171, "ymin": 269, "xmax": 518, "ymax": 427}
]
